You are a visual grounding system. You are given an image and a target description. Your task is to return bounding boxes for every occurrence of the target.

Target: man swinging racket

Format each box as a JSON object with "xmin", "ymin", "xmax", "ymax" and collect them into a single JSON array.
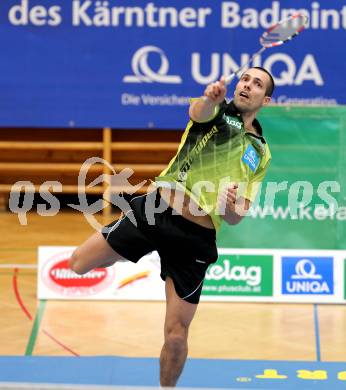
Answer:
[{"xmin": 69, "ymin": 66, "xmax": 274, "ymax": 386}]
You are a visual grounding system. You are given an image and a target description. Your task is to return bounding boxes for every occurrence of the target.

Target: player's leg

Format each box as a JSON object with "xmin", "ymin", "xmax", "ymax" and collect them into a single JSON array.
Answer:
[
  {"xmin": 159, "ymin": 277, "xmax": 199, "ymax": 387},
  {"xmin": 70, "ymin": 208, "xmax": 155, "ymax": 275},
  {"xmin": 69, "ymin": 231, "xmax": 124, "ymax": 275}
]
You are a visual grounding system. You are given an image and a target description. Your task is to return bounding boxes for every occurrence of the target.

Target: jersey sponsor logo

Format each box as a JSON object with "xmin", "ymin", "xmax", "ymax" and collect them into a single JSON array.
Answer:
[
  {"xmin": 242, "ymin": 144, "xmax": 259, "ymax": 172},
  {"xmin": 223, "ymin": 114, "xmax": 242, "ymax": 130},
  {"xmin": 282, "ymin": 256, "xmax": 334, "ymax": 295},
  {"xmin": 177, "ymin": 127, "xmax": 218, "ymax": 181}
]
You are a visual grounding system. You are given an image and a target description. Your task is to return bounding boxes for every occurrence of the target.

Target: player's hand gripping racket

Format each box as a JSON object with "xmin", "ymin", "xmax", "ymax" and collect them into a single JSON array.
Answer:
[{"xmin": 225, "ymin": 13, "xmax": 309, "ymax": 85}]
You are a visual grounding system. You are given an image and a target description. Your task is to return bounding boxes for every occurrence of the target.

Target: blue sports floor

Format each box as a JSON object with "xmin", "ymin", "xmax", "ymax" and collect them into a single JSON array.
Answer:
[{"xmin": 1, "ymin": 356, "xmax": 346, "ymax": 389}]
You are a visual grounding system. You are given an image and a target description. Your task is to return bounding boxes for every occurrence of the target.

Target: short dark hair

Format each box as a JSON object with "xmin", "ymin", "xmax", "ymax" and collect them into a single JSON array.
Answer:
[{"xmin": 252, "ymin": 66, "xmax": 275, "ymax": 97}]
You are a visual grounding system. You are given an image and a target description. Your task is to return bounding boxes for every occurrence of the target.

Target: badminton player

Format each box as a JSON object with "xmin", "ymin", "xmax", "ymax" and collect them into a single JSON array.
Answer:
[{"xmin": 70, "ymin": 66, "xmax": 274, "ymax": 386}]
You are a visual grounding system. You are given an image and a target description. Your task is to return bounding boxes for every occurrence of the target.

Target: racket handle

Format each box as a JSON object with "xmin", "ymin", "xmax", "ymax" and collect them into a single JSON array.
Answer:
[{"xmin": 224, "ymin": 73, "xmax": 236, "ymax": 85}]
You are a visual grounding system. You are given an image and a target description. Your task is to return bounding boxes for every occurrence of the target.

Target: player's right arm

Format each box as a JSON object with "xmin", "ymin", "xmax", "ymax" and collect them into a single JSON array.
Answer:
[{"xmin": 189, "ymin": 76, "xmax": 227, "ymax": 122}]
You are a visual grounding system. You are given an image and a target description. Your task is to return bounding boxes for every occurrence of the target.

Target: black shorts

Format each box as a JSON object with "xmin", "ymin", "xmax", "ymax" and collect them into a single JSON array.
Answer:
[{"xmin": 101, "ymin": 190, "xmax": 218, "ymax": 304}]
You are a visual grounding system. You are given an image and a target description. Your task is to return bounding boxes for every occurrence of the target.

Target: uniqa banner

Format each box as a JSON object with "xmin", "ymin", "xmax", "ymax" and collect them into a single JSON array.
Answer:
[{"xmin": 0, "ymin": 0, "xmax": 344, "ymax": 128}]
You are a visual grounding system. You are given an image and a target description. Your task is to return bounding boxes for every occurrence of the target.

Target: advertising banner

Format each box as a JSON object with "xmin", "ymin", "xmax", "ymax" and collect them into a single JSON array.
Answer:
[
  {"xmin": 38, "ymin": 246, "xmax": 346, "ymax": 303},
  {"xmin": 37, "ymin": 246, "xmax": 165, "ymax": 300},
  {"xmin": 0, "ymin": 0, "xmax": 345, "ymax": 128},
  {"xmin": 281, "ymin": 256, "xmax": 334, "ymax": 296},
  {"xmin": 203, "ymin": 254, "xmax": 273, "ymax": 297},
  {"xmin": 203, "ymin": 248, "xmax": 345, "ymax": 303}
]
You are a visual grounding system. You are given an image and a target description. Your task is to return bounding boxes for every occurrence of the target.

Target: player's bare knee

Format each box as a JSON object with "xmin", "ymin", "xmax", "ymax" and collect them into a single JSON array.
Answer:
[
  {"xmin": 165, "ymin": 334, "xmax": 187, "ymax": 356},
  {"xmin": 69, "ymin": 250, "xmax": 87, "ymax": 275},
  {"xmin": 164, "ymin": 323, "xmax": 188, "ymax": 352}
]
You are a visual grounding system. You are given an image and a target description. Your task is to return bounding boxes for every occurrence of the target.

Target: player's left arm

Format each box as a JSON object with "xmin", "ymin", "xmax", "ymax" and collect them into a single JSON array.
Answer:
[
  {"xmin": 217, "ymin": 184, "xmax": 251, "ymax": 225},
  {"xmin": 217, "ymin": 161, "xmax": 270, "ymax": 225}
]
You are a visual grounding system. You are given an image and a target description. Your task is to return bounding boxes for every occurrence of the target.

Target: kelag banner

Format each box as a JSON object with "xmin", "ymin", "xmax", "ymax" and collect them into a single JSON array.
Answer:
[{"xmin": 0, "ymin": 0, "xmax": 345, "ymax": 128}]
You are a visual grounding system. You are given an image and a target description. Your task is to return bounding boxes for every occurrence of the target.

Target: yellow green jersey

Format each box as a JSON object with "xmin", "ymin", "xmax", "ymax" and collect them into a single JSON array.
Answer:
[{"xmin": 155, "ymin": 99, "xmax": 271, "ymax": 230}]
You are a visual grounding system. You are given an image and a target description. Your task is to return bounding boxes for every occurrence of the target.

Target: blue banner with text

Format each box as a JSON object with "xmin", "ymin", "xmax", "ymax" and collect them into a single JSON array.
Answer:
[{"xmin": 0, "ymin": 0, "xmax": 344, "ymax": 128}]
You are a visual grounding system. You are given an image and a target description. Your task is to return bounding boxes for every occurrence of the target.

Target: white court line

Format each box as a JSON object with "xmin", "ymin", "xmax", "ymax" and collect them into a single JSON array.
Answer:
[{"xmin": 0, "ymin": 264, "xmax": 37, "ymax": 269}]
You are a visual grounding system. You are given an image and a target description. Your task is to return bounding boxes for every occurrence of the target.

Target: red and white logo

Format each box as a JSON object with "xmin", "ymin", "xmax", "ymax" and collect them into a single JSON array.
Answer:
[{"xmin": 41, "ymin": 250, "xmax": 116, "ymax": 297}]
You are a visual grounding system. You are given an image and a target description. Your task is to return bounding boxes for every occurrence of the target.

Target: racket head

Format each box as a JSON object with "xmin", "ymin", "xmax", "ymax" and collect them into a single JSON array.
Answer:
[{"xmin": 260, "ymin": 13, "xmax": 308, "ymax": 48}]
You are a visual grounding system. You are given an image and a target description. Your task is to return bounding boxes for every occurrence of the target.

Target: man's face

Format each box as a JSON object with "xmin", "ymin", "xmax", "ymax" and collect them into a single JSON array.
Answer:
[{"xmin": 233, "ymin": 68, "xmax": 271, "ymax": 113}]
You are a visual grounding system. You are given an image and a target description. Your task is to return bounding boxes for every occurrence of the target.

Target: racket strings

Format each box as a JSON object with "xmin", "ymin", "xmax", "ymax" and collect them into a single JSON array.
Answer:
[
  {"xmin": 260, "ymin": 15, "xmax": 308, "ymax": 47},
  {"xmin": 224, "ymin": 13, "xmax": 308, "ymax": 85}
]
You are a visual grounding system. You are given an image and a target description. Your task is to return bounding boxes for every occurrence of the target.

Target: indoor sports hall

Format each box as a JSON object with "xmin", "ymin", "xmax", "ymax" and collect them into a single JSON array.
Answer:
[{"xmin": 0, "ymin": 1, "xmax": 345, "ymax": 389}]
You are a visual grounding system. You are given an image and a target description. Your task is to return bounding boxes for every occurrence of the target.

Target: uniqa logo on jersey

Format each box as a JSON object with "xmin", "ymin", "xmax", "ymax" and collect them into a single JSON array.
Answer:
[
  {"xmin": 242, "ymin": 144, "xmax": 259, "ymax": 172},
  {"xmin": 281, "ymin": 257, "xmax": 334, "ymax": 295}
]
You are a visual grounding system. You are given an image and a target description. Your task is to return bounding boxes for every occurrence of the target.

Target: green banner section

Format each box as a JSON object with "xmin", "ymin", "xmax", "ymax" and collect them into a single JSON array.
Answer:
[
  {"xmin": 217, "ymin": 106, "xmax": 346, "ymax": 250},
  {"xmin": 202, "ymin": 254, "xmax": 273, "ymax": 296}
]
